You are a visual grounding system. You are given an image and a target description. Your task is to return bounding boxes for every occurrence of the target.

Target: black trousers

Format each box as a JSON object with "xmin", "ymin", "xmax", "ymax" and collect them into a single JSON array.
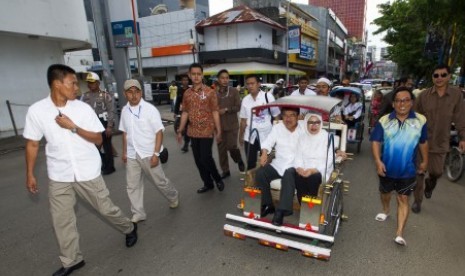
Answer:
[
  {"xmin": 191, "ymin": 137, "xmax": 222, "ymax": 188},
  {"xmin": 255, "ymin": 164, "xmax": 281, "ymax": 207},
  {"xmin": 99, "ymin": 120, "xmax": 114, "ymax": 172},
  {"xmin": 280, "ymin": 168, "xmax": 322, "ymax": 211},
  {"xmin": 244, "ymin": 139, "xmax": 261, "ymax": 170}
]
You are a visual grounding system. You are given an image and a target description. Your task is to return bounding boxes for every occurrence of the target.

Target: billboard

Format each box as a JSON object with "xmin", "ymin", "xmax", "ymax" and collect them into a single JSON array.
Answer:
[
  {"xmin": 288, "ymin": 25, "xmax": 301, "ymax": 54},
  {"xmin": 138, "ymin": 0, "xmax": 196, "ymax": 17},
  {"xmin": 299, "ymin": 37, "xmax": 315, "ymax": 60}
]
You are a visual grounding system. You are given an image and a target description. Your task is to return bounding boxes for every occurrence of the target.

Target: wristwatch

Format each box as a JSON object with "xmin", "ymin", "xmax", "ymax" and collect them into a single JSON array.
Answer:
[
  {"xmin": 153, "ymin": 152, "xmax": 160, "ymax": 157},
  {"xmin": 71, "ymin": 127, "xmax": 78, "ymax": 133}
]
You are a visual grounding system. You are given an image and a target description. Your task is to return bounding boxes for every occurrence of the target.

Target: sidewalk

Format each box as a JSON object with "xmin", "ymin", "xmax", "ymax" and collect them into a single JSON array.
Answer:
[{"xmin": 0, "ymin": 103, "xmax": 174, "ymax": 155}]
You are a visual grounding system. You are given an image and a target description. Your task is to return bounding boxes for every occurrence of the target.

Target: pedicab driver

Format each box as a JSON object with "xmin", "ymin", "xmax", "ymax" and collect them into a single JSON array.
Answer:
[{"xmin": 370, "ymin": 86, "xmax": 428, "ymax": 246}]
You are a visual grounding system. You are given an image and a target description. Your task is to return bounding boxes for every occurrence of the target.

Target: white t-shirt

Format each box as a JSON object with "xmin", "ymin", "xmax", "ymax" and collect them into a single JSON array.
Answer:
[
  {"xmin": 23, "ymin": 96, "xmax": 104, "ymax": 182},
  {"xmin": 290, "ymin": 88, "xmax": 316, "ymax": 96},
  {"xmin": 239, "ymin": 91, "xmax": 281, "ymax": 144},
  {"xmin": 119, "ymin": 99, "xmax": 165, "ymax": 159},
  {"xmin": 261, "ymin": 122, "xmax": 302, "ymax": 176}
]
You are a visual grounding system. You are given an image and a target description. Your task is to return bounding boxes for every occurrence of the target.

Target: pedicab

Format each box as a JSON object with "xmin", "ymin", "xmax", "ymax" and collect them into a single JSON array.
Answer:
[
  {"xmin": 330, "ymin": 87, "xmax": 366, "ymax": 153},
  {"xmin": 223, "ymin": 96, "xmax": 350, "ymax": 260}
]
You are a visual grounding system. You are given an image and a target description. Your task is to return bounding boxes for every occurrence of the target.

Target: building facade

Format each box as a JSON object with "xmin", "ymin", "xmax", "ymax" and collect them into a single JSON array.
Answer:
[
  {"xmin": 0, "ymin": 0, "xmax": 91, "ymax": 135},
  {"xmin": 299, "ymin": 4, "xmax": 348, "ymax": 79},
  {"xmin": 308, "ymin": 0, "xmax": 366, "ymax": 42}
]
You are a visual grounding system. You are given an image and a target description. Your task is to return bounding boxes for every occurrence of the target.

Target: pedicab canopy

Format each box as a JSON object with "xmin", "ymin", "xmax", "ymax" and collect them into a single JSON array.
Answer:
[
  {"xmin": 329, "ymin": 87, "xmax": 363, "ymax": 97},
  {"xmin": 252, "ymin": 95, "xmax": 341, "ymax": 117}
]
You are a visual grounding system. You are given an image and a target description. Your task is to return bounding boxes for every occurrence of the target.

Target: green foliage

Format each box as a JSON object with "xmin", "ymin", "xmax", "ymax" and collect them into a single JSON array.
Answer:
[{"xmin": 372, "ymin": 0, "xmax": 465, "ymax": 80}]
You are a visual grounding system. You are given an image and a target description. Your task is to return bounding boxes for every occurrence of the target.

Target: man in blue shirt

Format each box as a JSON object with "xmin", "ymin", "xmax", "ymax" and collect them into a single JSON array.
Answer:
[{"xmin": 370, "ymin": 86, "xmax": 428, "ymax": 246}]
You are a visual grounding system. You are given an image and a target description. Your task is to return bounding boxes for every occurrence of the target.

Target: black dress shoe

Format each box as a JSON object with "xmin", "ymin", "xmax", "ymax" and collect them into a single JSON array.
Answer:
[
  {"xmin": 53, "ymin": 260, "xmax": 85, "ymax": 276},
  {"xmin": 221, "ymin": 171, "xmax": 231, "ymax": 179},
  {"xmin": 197, "ymin": 186, "xmax": 214, "ymax": 193},
  {"xmin": 411, "ymin": 201, "xmax": 421, "ymax": 214},
  {"xmin": 216, "ymin": 180, "xmax": 225, "ymax": 191},
  {"xmin": 238, "ymin": 161, "xmax": 245, "ymax": 173},
  {"xmin": 125, "ymin": 222, "xmax": 138, "ymax": 247},
  {"xmin": 272, "ymin": 211, "xmax": 284, "ymax": 226},
  {"xmin": 181, "ymin": 145, "xmax": 188, "ymax": 153},
  {"xmin": 260, "ymin": 204, "xmax": 275, "ymax": 218}
]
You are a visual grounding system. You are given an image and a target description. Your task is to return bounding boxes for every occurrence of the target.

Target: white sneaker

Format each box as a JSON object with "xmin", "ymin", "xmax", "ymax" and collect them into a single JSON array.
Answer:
[
  {"xmin": 169, "ymin": 197, "xmax": 179, "ymax": 209},
  {"xmin": 131, "ymin": 215, "xmax": 146, "ymax": 223}
]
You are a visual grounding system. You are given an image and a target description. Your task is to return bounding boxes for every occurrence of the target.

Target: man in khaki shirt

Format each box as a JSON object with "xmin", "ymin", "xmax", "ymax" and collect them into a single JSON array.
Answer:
[
  {"xmin": 216, "ymin": 69, "xmax": 245, "ymax": 178},
  {"xmin": 412, "ymin": 64, "xmax": 465, "ymax": 213}
]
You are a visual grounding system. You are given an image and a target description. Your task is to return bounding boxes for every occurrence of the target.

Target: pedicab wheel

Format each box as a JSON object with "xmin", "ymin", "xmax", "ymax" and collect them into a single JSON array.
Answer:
[
  {"xmin": 445, "ymin": 147, "xmax": 463, "ymax": 182},
  {"xmin": 320, "ymin": 181, "xmax": 344, "ymax": 239}
]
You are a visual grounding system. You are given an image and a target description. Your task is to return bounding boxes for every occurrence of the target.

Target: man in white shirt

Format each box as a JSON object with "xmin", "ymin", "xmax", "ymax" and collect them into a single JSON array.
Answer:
[
  {"xmin": 290, "ymin": 76, "xmax": 317, "ymax": 96},
  {"xmin": 254, "ymin": 107, "xmax": 302, "ymax": 219},
  {"xmin": 24, "ymin": 64, "xmax": 137, "ymax": 276},
  {"xmin": 239, "ymin": 75, "xmax": 280, "ymax": 170},
  {"xmin": 119, "ymin": 79, "xmax": 179, "ymax": 223}
]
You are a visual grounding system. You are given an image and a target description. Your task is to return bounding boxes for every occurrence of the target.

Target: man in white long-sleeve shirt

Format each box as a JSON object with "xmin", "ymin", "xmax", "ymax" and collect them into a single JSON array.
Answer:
[{"xmin": 254, "ymin": 107, "xmax": 302, "ymax": 219}]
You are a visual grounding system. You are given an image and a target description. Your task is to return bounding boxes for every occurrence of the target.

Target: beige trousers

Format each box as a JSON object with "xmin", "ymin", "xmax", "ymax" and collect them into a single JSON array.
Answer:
[
  {"xmin": 126, "ymin": 154, "xmax": 178, "ymax": 221},
  {"xmin": 48, "ymin": 176, "xmax": 133, "ymax": 268}
]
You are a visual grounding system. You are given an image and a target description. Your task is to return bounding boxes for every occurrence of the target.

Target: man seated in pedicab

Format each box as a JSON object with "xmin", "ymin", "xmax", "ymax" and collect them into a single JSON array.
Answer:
[
  {"xmin": 254, "ymin": 107, "xmax": 302, "ymax": 219},
  {"xmin": 343, "ymin": 93, "xmax": 363, "ymax": 128},
  {"xmin": 271, "ymin": 113, "xmax": 334, "ymax": 226}
]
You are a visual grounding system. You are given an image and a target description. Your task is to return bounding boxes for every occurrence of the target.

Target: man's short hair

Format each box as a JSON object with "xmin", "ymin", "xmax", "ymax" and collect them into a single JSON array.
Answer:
[
  {"xmin": 433, "ymin": 63, "xmax": 450, "ymax": 74},
  {"xmin": 47, "ymin": 64, "xmax": 76, "ymax": 88},
  {"xmin": 180, "ymin": 74, "xmax": 189, "ymax": 80},
  {"xmin": 189, "ymin": 62, "xmax": 203, "ymax": 72},
  {"xmin": 298, "ymin": 76, "xmax": 309, "ymax": 82},
  {"xmin": 217, "ymin": 69, "xmax": 229, "ymax": 78},
  {"xmin": 281, "ymin": 106, "xmax": 300, "ymax": 115},
  {"xmin": 245, "ymin": 74, "xmax": 260, "ymax": 83},
  {"xmin": 392, "ymin": 86, "xmax": 415, "ymax": 101}
]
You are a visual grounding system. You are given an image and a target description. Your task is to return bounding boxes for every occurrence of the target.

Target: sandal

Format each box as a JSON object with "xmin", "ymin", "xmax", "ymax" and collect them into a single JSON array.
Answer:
[
  {"xmin": 394, "ymin": 236, "xmax": 406, "ymax": 246},
  {"xmin": 375, "ymin": 213, "xmax": 389, "ymax": 221}
]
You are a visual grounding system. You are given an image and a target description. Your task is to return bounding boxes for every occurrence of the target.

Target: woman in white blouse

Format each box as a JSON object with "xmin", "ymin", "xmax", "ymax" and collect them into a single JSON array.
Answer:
[{"xmin": 343, "ymin": 93, "xmax": 363, "ymax": 127}]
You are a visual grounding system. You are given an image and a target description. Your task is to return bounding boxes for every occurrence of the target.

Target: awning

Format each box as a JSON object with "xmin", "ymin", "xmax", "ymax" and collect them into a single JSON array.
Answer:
[{"xmin": 203, "ymin": 62, "xmax": 306, "ymax": 76}]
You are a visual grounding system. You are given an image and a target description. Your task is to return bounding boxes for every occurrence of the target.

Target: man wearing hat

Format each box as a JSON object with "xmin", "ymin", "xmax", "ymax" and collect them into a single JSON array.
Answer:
[
  {"xmin": 272, "ymin": 79, "xmax": 285, "ymax": 99},
  {"xmin": 81, "ymin": 72, "xmax": 116, "ymax": 175},
  {"xmin": 119, "ymin": 79, "xmax": 179, "ymax": 223}
]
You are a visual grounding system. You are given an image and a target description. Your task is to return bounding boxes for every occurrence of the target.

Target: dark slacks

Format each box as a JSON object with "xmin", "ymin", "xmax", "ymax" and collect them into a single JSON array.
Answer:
[
  {"xmin": 217, "ymin": 128, "xmax": 243, "ymax": 173},
  {"xmin": 414, "ymin": 151, "xmax": 446, "ymax": 203},
  {"xmin": 100, "ymin": 120, "xmax": 114, "ymax": 172},
  {"xmin": 191, "ymin": 137, "xmax": 222, "ymax": 188},
  {"xmin": 279, "ymin": 168, "xmax": 322, "ymax": 212},
  {"xmin": 255, "ymin": 164, "xmax": 281, "ymax": 206},
  {"xmin": 244, "ymin": 139, "xmax": 261, "ymax": 170}
]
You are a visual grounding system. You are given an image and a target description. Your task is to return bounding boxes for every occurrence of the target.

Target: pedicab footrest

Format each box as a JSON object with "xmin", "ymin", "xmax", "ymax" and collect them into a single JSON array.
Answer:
[{"xmin": 243, "ymin": 187, "xmax": 262, "ymax": 219}]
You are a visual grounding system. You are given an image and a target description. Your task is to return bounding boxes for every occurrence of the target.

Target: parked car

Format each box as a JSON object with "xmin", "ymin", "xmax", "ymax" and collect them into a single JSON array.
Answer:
[{"xmin": 151, "ymin": 82, "xmax": 170, "ymax": 105}]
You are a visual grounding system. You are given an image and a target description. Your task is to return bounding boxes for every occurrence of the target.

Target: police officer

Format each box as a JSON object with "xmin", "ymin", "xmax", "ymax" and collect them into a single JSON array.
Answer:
[{"xmin": 81, "ymin": 72, "xmax": 116, "ymax": 175}]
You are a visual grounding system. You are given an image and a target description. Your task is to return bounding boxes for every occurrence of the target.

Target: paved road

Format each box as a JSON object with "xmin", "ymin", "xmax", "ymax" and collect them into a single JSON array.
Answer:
[{"xmin": 1, "ymin": 104, "xmax": 465, "ymax": 275}]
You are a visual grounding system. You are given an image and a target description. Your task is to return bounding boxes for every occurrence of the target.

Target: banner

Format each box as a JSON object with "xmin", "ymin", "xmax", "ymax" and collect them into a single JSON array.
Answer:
[
  {"xmin": 299, "ymin": 37, "xmax": 315, "ymax": 60},
  {"xmin": 288, "ymin": 26, "xmax": 301, "ymax": 54}
]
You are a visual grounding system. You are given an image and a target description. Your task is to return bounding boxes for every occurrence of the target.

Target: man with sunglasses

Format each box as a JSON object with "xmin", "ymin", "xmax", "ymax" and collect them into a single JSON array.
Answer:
[{"xmin": 412, "ymin": 64, "xmax": 465, "ymax": 213}]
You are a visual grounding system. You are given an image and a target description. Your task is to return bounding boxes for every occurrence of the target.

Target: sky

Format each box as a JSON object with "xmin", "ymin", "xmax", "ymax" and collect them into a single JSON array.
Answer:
[{"xmin": 208, "ymin": 0, "xmax": 388, "ymax": 48}]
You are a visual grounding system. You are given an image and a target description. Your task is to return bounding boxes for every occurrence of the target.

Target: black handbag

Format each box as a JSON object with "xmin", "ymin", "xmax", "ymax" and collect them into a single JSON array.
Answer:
[{"xmin": 159, "ymin": 147, "xmax": 168, "ymax": 164}]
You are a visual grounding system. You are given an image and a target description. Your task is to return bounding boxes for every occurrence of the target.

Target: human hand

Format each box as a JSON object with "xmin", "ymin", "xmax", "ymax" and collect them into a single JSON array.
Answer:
[
  {"xmin": 176, "ymin": 131, "xmax": 183, "ymax": 144},
  {"xmin": 105, "ymin": 127, "xmax": 113, "ymax": 137},
  {"xmin": 26, "ymin": 175, "xmax": 38, "ymax": 194},
  {"xmin": 122, "ymin": 153, "xmax": 127, "ymax": 164},
  {"xmin": 259, "ymin": 153, "xmax": 268, "ymax": 167},
  {"xmin": 216, "ymin": 132, "xmax": 222, "ymax": 144},
  {"xmin": 375, "ymin": 160, "xmax": 386, "ymax": 177},
  {"xmin": 150, "ymin": 155, "xmax": 159, "ymax": 168},
  {"xmin": 219, "ymin": 108, "xmax": 227, "ymax": 115},
  {"xmin": 55, "ymin": 113, "xmax": 76, "ymax": 130},
  {"xmin": 418, "ymin": 162, "xmax": 427, "ymax": 175},
  {"xmin": 459, "ymin": 141, "xmax": 465, "ymax": 152}
]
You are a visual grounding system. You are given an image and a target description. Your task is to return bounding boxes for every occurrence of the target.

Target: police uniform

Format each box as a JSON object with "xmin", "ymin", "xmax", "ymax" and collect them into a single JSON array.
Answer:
[{"xmin": 82, "ymin": 72, "xmax": 116, "ymax": 174}]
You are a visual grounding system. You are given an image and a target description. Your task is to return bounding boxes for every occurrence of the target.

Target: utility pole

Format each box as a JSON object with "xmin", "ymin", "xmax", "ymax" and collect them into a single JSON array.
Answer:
[
  {"xmin": 131, "ymin": 0, "xmax": 143, "ymax": 77},
  {"xmin": 90, "ymin": 0, "xmax": 114, "ymax": 92},
  {"xmin": 285, "ymin": 0, "xmax": 290, "ymax": 87}
]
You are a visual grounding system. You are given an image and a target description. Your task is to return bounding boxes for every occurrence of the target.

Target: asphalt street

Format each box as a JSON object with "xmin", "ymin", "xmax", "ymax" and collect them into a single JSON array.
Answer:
[{"xmin": 1, "ymin": 104, "xmax": 465, "ymax": 275}]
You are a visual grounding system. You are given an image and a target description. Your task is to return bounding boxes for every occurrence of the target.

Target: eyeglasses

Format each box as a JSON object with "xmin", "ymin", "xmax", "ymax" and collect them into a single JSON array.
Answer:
[
  {"xmin": 307, "ymin": 121, "xmax": 321, "ymax": 125},
  {"xmin": 433, "ymin": 73, "xmax": 448, "ymax": 78},
  {"xmin": 394, "ymin": 98, "xmax": 412, "ymax": 104}
]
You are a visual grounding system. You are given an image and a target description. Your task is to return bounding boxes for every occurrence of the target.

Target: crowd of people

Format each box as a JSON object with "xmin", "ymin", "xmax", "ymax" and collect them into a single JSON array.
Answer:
[{"xmin": 23, "ymin": 62, "xmax": 465, "ymax": 275}]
